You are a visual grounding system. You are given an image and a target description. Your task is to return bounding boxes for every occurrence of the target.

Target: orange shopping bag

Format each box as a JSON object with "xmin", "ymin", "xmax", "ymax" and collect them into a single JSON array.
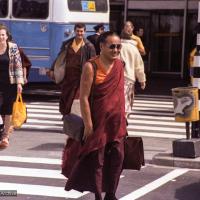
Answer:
[{"xmin": 12, "ymin": 93, "xmax": 27, "ymax": 129}]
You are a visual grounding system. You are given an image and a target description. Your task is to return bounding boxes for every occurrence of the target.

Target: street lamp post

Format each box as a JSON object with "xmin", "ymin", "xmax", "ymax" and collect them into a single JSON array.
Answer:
[{"xmin": 191, "ymin": 1, "xmax": 200, "ymax": 138}]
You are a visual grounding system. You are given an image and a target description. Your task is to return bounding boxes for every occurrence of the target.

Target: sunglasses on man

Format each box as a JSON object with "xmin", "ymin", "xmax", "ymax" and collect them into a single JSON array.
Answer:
[{"xmin": 107, "ymin": 44, "xmax": 122, "ymax": 50}]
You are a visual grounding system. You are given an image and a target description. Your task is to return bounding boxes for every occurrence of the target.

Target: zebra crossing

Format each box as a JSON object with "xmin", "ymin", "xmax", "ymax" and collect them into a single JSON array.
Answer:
[
  {"xmin": 21, "ymin": 101, "xmax": 63, "ymax": 132},
  {"xmin": 127, "ymin": 94, "xmax": 186, "ymax": 139},
  {"xmin": 0, "ymin": 155, "xmax": 89, "ymax": 199},
  {"xmin": 0, "ymin": 156, "xmax": 191, "ymax": 199},
  {"xmin": 21, "ymin": 95, "xmax": 186, "ymax": 139},
  {"xmin": 0, "ymin": 95, "xmax": 190, "ymax": 199}
]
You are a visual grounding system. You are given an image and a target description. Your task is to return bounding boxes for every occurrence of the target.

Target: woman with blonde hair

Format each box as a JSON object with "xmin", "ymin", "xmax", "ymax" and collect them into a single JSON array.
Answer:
[{"xmin": 0, "ymin": 24, "xmax": 24, "ymax": 149}]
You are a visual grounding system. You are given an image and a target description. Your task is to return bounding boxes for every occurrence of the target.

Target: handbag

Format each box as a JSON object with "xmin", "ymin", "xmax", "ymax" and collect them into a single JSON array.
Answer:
[
  {"xmin": 63, "ymin": 61, "xmax": 97, "ymax": 142},
  {"xmin": 53, "ymin": 50, "xmax": 66, "ymax": 84},
  {"xmin": 12, "ymin": 93, "xmax": 27, "ymax": 129},
  {"xmin": 123, "ymin": 136, "xmax": 145, "ymax": 170},
  {"xmin": 63, "ymin": 113, "xmax": 84, "ymax": 142}
]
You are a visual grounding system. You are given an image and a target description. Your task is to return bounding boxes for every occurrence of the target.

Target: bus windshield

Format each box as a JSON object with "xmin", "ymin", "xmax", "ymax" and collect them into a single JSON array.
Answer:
[
  {"xmin": 0, "ymin": 0, "xmax": 8, "ymax": 17},
  {"xmin": 68, "ymin": 0, "xmax": 108, "ymax": 12},
  {"xmin": 12, "ymin": 0, "xmax": 49, "ymax": 19}
]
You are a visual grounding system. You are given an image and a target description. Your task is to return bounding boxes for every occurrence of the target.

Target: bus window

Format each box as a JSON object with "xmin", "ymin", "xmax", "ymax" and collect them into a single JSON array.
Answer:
[
  {"xmin": 12, "ymin": 0, "xmax": 49, "ymax": 19},
  {"xmin": 0, "ymin": 0, "xmax": 8, "ymax": 17},
  {"xmin": 68, "ymin": 0, "xmax": 108, "ymax": 12}
]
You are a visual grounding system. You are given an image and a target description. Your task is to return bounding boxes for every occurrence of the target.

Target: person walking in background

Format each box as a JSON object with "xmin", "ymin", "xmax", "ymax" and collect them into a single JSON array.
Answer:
[
  {"xmin": 122, "ymin": 21, "xmax": 146, "ymax": 55},
  {"xmin": 0, "ymin": 28, "xmax": 32, "ymax": 138},
  {"xmin": 189, "ymin": 47, "xmax": 196, "ymax": 68},
  {"xmin": 62, "ymin": 31, "xmax": 127, "ymax": 200},
  {"xmin": 120, "ymin": 32, "xmax": 146, "ymax": 116},
  {"xmin": 18, "ymin": 48, "xmax": 32, "ymax": 84},
  {"xmin": 47, "ymin": 23, "xmax": 96, "ymax": 116},
  {"xmin": 87, "ymin": 23, "xmax": 105, "ymax": 55},
  {"xmin": 0, "ymin": 24, "xmax": 24, "ymax": 149}
]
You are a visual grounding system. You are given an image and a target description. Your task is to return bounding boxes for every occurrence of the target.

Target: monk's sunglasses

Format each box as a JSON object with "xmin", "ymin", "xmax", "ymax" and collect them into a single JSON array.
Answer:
[{"xmin": 107, "ymin": 44, "xmax": 122, "ymax": 50}]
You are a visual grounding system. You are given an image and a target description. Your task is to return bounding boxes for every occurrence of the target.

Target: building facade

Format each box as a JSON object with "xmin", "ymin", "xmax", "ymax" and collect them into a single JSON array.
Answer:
[{"xmin": 110, "ymin": 0, "xmax": 199, "ymax": 80}]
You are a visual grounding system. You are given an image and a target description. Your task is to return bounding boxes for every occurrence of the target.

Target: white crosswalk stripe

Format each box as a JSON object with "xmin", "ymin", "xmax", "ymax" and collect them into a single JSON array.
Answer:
[
  {"xmin": 0, "ymin": 156, "xmax": 125, "ymax": 199},
  {"xmin": 0, "ymin": 155, "xmax": 190, "ymax": 199},
  {"xmin": 0, "ymin": 156, "xmax": 88, "ymax": 199},
  {"xmin": 127, "ymin": 94, "xmax": 186, "ymax": 139},
  {"xmin": 21, "ymin": 101, "xmax": 63, "ymax": 133},
  {"xmin": 21, "ymin": 95, "xmax": 186, "ymax": 139}
]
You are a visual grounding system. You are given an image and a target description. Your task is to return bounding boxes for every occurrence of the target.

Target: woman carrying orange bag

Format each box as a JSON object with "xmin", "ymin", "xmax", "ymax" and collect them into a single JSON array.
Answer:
[{"xmin": 0, "ymin": 24, "xmax": 24, "ymax": 149}]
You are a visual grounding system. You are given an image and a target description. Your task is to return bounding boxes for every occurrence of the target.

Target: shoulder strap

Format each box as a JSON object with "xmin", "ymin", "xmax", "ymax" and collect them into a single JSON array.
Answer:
[{"xmin": 89, "ymin": 60, "xmax": 97, "ymax": 108}]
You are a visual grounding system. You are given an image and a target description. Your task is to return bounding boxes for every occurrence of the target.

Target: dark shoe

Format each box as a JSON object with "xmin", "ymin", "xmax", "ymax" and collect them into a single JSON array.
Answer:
[{"xmin": 104, "ymin": 193, "xmax": 118, "ymax": 200}]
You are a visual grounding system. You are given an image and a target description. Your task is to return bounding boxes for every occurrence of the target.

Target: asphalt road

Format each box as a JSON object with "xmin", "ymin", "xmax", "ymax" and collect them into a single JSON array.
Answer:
[
  {"xmin": 0, "ymin": 85, "xmax": 199, "ymax": 200},
  {"xmin": 0, "ymin": 129, "xmax": 199, "ymax": 200},
  {"xmin": 0, "ymin": 163, "xmax": 199, "ymax": 200}
]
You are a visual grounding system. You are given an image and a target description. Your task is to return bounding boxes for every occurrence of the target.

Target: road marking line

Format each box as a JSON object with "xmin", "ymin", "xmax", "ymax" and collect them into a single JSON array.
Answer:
[
  {"xmin": 134, "ymin": 103, "xmax": 172, "ymax": 108},
  {"xmin": 120, "ymin": 168, "xmax": 189, "ymax": 200},
  {"xmin": 127, "ymin": 131, "xmax": 185, "ymax": 139},
  {"xmin": 133, "ymin": 107, "xmax": 172, "ymax": 112},
  {"xmin": 134, "ymin": 100, "xmax": 173, "ymax": 104},
  {"xmin": 22, "ymin": 124, "xmax": 62, "ymax": 130},
  {"xmin": 0, "ymin": 166, "xmax": 64, "ymax": 179},
  {"xmin": 29, "ymin": 102, "xmax": 59, "ymax": 105},
  {"xmin": 128, "ymin": 125, "xmax": 184, "ymax": 132},
  {"xmin": 128, "ymin": 119, "xmax": 185, "ymax": 127},
  {"xmin": 26, "ymin": 104, "xmax": 59, "ymax": 109},
  {"xmin": 27, "ymin": 113, "xmax": 62, "ymax": 119},
  {"xmin": 27, "ymin": 118, "xmax": 63, "ymax": 125},
  {"xmin": 0, "ymin": 156, "xmax": 61, "ymax": 165},
  {"xmin": 0, "ymin": 182, "xmax": 88, "ymax": 198},
  {"xmin": 128, "ymin": 114, "xmax": 174, "ymax": 121}
]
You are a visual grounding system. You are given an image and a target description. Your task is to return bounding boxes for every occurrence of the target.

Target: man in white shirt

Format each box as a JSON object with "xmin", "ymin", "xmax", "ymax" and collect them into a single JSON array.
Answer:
[{"xmin": 120, "ymin": 32, "xmax": 146, "ymax": 115}]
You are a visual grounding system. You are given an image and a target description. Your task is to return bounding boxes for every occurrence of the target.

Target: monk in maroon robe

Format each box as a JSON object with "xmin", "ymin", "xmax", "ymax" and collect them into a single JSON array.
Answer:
[{"xmin": 62, "ymin": 32, "xmax": 126, "ymax": 200}]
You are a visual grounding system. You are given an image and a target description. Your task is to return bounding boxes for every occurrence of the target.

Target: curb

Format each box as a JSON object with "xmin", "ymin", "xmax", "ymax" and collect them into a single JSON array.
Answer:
[{"xmin": 152, "ymin": 152, "xmax": 200, "ymax": 169}]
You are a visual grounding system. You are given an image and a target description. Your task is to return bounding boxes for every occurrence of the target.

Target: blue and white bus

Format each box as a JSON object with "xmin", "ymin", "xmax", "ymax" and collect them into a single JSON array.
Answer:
[{"xmin": 0, "ymin": 0, "xmax": 110, "ymax": 82}]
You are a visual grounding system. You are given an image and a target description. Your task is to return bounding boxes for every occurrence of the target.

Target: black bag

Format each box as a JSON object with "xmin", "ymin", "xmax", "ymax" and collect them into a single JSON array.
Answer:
[
  {"xmin": 63, "ymin": 113, "xmax": 84, "ymax": 142},
  {"xmin": 123, "ymin": 136, "xmax": 145, "ymax": 170}
]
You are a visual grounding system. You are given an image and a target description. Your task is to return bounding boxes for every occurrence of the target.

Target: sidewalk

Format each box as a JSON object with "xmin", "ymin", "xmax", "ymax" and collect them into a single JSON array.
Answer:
[{"xmin": 150, "ymin": 137, "xmax": 200, "ymax": 169}]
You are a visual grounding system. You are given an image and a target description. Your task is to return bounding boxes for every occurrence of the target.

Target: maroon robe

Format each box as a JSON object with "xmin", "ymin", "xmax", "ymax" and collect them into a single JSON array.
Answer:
[
  {"xmin": 19, "ymin": 48, "xmax": 32, "ymax": 79},
  {"xmin": 59, "ymin": 47, "xmax": 81, "ymax": 115},
  {"xmin": 62, "ymin": 58, "xmax": 127, "ymax": 193}
]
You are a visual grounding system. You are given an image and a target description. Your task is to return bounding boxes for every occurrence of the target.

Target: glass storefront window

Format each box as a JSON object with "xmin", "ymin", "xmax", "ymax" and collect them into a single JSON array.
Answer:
[
  {"xmin": 68, "ymin": 0, "xmax": 108, "ymax": 12},
  {"xmin": 0, "ymin": 0, "xmax": 8, "ymax": 17},
  {"xmin": 151, "ymin": 11, "xmax": 183, "ymax": 73},
  {"xmin": 12, "ymin": 0, "xmax": 49, "ymax": 19}
]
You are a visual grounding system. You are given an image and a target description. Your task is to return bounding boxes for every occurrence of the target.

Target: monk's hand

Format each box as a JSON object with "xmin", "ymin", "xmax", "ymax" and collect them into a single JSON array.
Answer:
[
  {"xmin": 83, "ymin": 124, "xmax": 93, "ymax": 141},
  {"xmin": 46, "ymin": 70, "xmax": 55, "ymax": 80}
]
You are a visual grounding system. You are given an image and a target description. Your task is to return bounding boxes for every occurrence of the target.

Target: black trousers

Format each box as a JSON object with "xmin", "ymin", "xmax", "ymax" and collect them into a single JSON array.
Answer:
[{"xmin": 0, "ymin": 83, "xmax": 17, "ymax": 115}]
